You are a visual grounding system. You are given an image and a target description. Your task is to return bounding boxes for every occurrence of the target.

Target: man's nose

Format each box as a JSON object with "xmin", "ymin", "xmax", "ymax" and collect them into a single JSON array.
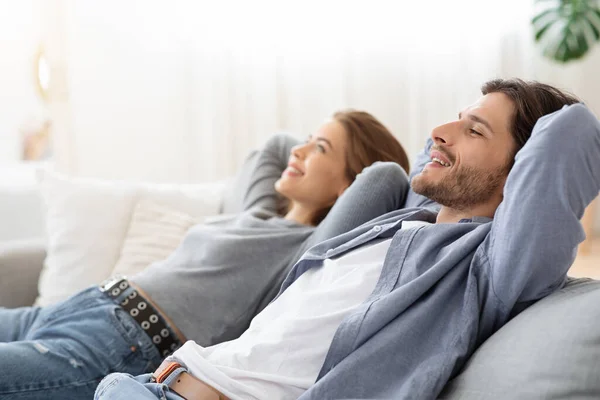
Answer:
[{"xmin": 431, "ymin": 121, "xmax": 458, "ymax": 145}]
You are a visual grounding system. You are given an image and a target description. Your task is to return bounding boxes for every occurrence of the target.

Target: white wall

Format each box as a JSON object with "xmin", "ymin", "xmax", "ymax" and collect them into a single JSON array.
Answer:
[
  {"xmin": 0, "ymin": 0, "xmax": 44, "ymax": 164},
  {"xmin": 43, "ymin": 1, "xmax": 600, "ymax": 230},
  {"xmin": 58, "ymin": 0, "xmax": 555, "ymax": 181}
]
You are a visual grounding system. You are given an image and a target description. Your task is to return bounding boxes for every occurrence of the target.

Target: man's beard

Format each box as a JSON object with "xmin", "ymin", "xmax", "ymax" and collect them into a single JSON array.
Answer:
[{"xmin": 411, "ymin": 163, "xmax": 509, "ymax": 212}]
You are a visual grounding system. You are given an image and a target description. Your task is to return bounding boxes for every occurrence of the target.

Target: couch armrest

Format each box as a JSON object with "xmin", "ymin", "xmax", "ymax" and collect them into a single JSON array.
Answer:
[{"xmin": 0, "ymin": 238, "xmax": 46, "ymax": 308}]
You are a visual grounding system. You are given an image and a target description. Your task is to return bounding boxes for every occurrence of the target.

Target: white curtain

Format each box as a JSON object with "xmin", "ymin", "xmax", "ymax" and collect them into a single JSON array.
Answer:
[{"xmin": 49, "ymin": 0, "xmax": 600, "ymax": 182}]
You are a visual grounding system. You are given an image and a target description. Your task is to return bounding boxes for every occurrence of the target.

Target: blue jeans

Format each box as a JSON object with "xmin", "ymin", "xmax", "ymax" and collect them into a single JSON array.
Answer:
[
  {"xmin": 0, "ymin": 287, "xmax": 163, "ymax": 400},
  {"xmin": 95, "ymin": 372, "xmax": 185, "ymax": 400}
]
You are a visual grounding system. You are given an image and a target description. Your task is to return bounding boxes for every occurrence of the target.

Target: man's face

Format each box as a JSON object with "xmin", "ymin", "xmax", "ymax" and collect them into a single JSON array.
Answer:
[{"xmin": 412, "ymin": 92, "xmax": 516, "ymax": 212}]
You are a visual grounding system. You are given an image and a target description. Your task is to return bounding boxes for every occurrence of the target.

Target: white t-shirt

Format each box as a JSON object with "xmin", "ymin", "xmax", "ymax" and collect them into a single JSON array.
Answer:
[{"xmin": 173, "ymin": 221, "xmax": 428, "ymax": 400}]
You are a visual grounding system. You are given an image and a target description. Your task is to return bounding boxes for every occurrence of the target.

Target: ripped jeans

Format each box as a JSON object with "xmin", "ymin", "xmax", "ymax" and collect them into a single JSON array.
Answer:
[{"xmin": 0, "ymin": 287, "xmax": 162, "ymax": 400}]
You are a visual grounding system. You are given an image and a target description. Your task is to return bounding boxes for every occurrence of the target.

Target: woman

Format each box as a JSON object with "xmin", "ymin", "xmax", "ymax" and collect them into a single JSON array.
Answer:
[{"xmin": 0, "ymin": 110, "xmax": 410, "ymax": 400}]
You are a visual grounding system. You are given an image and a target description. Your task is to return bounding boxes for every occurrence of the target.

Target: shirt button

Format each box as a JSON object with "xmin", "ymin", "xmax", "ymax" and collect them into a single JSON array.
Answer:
[{"xmin": 373, "ymin": 225, "xmax": 382, "ymax": 232}]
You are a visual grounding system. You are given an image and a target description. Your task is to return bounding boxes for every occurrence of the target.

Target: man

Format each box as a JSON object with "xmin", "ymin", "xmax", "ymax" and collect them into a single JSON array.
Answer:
[{"xmin": 94, "ymin": 78, "xmax": 600, "ymax": 400}]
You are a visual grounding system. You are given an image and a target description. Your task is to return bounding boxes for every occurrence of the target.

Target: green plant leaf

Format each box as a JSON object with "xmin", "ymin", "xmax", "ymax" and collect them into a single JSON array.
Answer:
[
  {"xmin": 534, "ymin": 19, "xmax": 558, "ymax": 41},
  {"xmin": 584, "ymin": 17, "xmax": 600, "ymax": 39},
  {"xmin": 532, "ymin": 0, "xmax": 600, "ymax": 63},
  {"xmin": 532, "ymin": 8, "xmax": 558, "ymax": 25}
]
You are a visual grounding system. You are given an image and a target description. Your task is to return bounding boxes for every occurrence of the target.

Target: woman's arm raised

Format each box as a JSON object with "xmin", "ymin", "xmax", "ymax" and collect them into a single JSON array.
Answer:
[
  {"xmin": 241, "ymin": 133, "xmax": 300, "ymax": 213},
  {"xmin": 309, "ymin": 162, "xmax": 410, "ymax": 245}
]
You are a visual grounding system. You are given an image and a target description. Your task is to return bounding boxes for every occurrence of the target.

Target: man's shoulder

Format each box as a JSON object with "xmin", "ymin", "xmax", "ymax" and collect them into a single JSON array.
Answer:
[{"xmin": 368, "ymin": 207, "xmax": 438, "ymax": 226}]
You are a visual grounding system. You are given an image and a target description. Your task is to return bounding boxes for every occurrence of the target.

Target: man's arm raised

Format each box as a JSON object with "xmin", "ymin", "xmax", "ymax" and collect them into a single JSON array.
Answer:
[{"xmin": 484, "ymin": 104, "xmax": 600, "ymax": 305}]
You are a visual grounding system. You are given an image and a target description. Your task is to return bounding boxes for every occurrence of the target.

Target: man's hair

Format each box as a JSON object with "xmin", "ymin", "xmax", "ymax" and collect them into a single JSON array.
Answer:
[
  {"xmin": 333, "ymin": 110, "xmax": 410, "ymax": 180},
  {"xmin": 481, "ymin": 78, "xmax": 581, "ymax": 156}
]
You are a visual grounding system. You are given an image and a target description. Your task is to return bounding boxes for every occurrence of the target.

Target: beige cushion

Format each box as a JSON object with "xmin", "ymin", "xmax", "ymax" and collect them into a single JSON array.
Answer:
[
  {"xmin": 35, "ymin": 169, "xmax": 226, "ymax": 306},
  {"xmin": 111, "ymin": 200, "xmax": 199, "ymax": 277}
]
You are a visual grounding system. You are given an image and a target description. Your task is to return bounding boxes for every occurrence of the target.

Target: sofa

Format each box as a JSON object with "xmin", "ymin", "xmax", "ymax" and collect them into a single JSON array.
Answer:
[
  {"xmin": 0, "ymin": 172, "xmax": 246, "ymax": 308},
  {"xmin": 1, "ymin": 164, "xmax": 599, "ymax": 399}
]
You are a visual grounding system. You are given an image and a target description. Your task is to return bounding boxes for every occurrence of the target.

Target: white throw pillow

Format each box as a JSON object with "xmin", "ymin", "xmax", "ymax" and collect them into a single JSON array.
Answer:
[
  {"xmin": 111, "ymin": 200, "xmax": 199, "ymax": 277},
  {"xmin": 35, "ymin": 169, "xmax": 226, "ymax": 306}
]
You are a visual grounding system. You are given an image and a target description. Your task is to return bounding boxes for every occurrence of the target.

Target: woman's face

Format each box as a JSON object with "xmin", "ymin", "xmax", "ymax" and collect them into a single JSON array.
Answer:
[{"xmin": 275, "ymin": 119, "xmax": 351, "ymax": 211}]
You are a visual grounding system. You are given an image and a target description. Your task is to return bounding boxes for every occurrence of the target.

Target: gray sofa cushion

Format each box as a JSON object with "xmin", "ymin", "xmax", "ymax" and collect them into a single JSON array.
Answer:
[
  {"xmin": 440, "ymin": 277, "xmax": 600, "ymax": 400},
  {"xmin": 0, "ymin": 238, "xmax": 46, "ymax": 308},
  {"xmin": 0, "ymin": 184, "xmax": 45, "ymax": 242}
]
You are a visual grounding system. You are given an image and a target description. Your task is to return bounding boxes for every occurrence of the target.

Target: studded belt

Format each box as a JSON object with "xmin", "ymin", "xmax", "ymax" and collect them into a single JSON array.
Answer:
[{"xmin": 100, "ymin": 277, "xmax": 182, "ymax": 358}]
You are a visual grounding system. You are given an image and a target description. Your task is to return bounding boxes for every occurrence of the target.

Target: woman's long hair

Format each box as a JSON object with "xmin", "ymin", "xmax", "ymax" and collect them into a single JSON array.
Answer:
[
  {"xmin": 311, "ymin": 110, "xmax": 410, "ymax": 225},
  {"xmin": 334, "ymin": 110, "xmax": 410, "ymax": 181}
]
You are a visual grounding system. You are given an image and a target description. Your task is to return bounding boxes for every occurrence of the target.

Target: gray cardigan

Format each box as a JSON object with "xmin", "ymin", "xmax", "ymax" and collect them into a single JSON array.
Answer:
[{"xmin": 273, "ymin": 104, "xmax": 600, "ymax": 399}]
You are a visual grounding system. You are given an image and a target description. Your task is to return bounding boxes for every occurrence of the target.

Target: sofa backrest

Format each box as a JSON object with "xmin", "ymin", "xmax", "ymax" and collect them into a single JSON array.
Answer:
[
  {"xmin": 0, "ymin": 165, "xmax": 45, "ymax": 243},
  {"xmin": 440, "ymin": 277, "xmax": 600, "ymax": 399}
]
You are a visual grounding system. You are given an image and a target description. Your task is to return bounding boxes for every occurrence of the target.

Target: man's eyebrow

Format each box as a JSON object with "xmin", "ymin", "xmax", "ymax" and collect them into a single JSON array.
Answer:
[{"xmin": 458, "ymin": 112, "xmax": 494, "ymax": 134}]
